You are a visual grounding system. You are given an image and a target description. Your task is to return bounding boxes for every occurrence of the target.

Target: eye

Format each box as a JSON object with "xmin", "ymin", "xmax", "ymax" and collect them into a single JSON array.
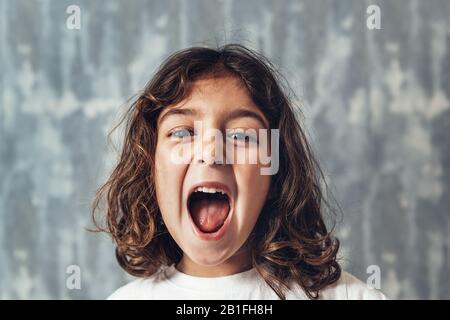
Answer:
[
  {"xmin": 231, "ymin": 132, "xmax": 249, "ymax": 142},
  {"xmin": 169, "ymin": 127, "xmax": 194, "ymax": 139},
  {"xmin": 227, "ymin": 130, "xmax": 258, "ymax": 145}
]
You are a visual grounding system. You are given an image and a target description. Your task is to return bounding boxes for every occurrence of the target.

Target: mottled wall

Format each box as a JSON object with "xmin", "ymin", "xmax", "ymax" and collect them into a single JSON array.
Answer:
[{"xmin": 1, "ymin": 0, "xmax": 449, "ymax": 299}]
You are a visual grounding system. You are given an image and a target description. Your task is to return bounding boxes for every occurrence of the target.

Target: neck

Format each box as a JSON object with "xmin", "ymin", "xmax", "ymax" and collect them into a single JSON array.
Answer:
[{"xmin": 176, "ymin": 249, "xmax": 253, "ymax": 277}]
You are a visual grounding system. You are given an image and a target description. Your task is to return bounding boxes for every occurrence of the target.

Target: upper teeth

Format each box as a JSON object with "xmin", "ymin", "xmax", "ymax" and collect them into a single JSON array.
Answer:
[{"xmin": 194, "ymin": 187, "xmax": 226, "ymax": 194}]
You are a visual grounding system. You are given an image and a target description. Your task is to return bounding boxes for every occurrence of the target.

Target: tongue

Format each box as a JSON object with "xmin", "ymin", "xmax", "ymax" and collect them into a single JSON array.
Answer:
[{"xmin": 190, "ymin": 198, "xmax": 230, "ymax": 233}]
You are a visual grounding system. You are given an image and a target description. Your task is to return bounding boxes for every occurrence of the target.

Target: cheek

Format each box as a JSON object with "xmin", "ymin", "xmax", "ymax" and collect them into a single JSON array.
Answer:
[
  {"xmin": 155, "ymin": 144, "xmax": 186, "ymax": 221},
  {"xmin": 234, "ymin": 164, "xmax": 271, "ymax": 226}
]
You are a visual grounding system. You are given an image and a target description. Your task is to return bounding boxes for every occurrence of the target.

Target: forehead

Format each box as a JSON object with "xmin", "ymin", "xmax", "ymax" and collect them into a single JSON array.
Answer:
[
  {"xmin": 158, "ymin": 75, "xmax": 268, "ymax": 126},
  {"xmin": 192, "ymin": 74, "xmax": 246, "ymax": 93},
  {"xmin": 186, "ymin": 75, "xmax": 253, "ymax": 108}
]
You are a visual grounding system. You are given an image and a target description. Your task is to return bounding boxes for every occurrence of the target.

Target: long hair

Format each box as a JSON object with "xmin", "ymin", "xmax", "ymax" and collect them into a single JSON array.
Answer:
[{"xmin": 92, "ymin": 44, "xmax": 341, "ymax": 299}]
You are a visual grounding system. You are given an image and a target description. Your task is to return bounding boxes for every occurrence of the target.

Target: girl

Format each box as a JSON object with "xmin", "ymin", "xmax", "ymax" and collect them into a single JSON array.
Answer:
[{"xmin": 93, "ymin": 44, "xmax": 386, "ymax": 300}]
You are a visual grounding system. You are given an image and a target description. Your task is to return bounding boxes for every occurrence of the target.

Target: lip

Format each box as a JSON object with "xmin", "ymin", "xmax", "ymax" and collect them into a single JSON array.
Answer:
[{"xmin": 186, "ymin": 181, "xmax": 234, "ymax": 241}]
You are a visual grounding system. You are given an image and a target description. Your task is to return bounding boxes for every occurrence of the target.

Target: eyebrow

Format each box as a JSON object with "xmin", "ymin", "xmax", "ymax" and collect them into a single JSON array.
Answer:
[
  {"xmin": 158, "ymin": 108, "xmax": 198, "ymax": 126},
  {"xmin": 225, "ymin": 109, "xmax": 268, "ymax": 129},
  {"xmin": 158, "ymin": 107, "xmax": 268, "ymax": 128}
]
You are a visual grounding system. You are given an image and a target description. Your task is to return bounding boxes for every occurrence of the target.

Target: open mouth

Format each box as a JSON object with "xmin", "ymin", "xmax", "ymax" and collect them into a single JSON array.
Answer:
[{"xmin": 187, "ymin": 186, "xmax": 231, "ymax": 234}]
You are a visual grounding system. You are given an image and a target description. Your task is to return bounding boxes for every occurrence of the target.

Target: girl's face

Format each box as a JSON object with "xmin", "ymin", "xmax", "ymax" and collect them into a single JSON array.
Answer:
[{"xmin": 155, "ymin": 75, "xmax": 271, "ymax": 270}]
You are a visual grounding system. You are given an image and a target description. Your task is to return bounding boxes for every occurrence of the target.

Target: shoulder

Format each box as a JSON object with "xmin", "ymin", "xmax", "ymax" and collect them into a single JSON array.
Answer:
[
  {"xmin": 319, "ymin": 271, "xmax": 387, "ymax": 300},
  {"xmin": 106, "ymin": 268, "xmax": 167, "ymax": 300},
  {"xmin": 286, "ymin": 271, "xmax": 387, "ymax": 300}
]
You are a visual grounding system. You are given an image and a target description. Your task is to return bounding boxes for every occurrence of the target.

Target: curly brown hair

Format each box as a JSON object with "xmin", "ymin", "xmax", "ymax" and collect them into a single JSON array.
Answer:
[{"xmin": 92, "ymin": 44, "xmax": 341, "ymax": 299}]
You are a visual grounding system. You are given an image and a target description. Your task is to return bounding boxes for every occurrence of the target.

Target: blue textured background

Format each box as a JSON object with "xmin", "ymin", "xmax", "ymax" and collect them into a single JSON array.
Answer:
[{"xmin": 1, "ymin": 0, "xmax": 449, "ymax": 299}]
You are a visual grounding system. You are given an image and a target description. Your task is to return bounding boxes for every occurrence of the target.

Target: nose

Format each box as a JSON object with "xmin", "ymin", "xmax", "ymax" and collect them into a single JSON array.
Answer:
[{"xmin": 193, "ymin": 127, "xmax": 225, "ymax": 166}]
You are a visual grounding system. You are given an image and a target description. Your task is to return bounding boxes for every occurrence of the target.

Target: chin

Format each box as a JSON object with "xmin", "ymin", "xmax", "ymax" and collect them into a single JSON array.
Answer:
[{"xmin": 185, "ymin": 247, "xmax": 233, "ymax": 267}]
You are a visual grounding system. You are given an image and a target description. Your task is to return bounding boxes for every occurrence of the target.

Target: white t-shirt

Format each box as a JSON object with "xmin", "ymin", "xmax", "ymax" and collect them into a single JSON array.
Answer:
[{"xmin": 107, "ymin": 264, "xmax": 386, "ymax": 300}]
